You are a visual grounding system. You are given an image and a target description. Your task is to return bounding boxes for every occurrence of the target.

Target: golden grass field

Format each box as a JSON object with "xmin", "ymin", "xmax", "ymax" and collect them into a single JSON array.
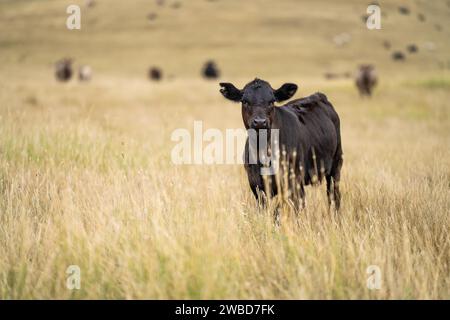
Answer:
[{"xmin": 0, "ymin": 0, "xmax": 449, "ymax": 299}]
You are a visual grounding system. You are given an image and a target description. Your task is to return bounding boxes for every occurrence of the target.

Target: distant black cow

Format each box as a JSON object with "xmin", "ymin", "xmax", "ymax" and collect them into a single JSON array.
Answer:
[
  {"xmin": 202, "ymin": 60, "xmax": 220, "ymax": 79},
  {"xmin": 355, "ymin": 64, "xmax": 377, "ymax": 97},
  {"xmin": 55, "ymin": 58, "xmax": 73, "ymax": 82},
  {"xmin": 148, "ymin": 67, "xmax": 162, "ymax": 81},
  {"xmin": 220, "ymin": 79, "xmax": 343, "ymax": 214},
  {"xmin": 392, "ymin": 51, "xmax": 405, "ymax": 61},
  {"xmin": 407, "ymin": 44, "xmax": 418, "ymax": 54},
  {"xmin": 398, "ymin": 6, "xmax": 410, "ymax": 15}
]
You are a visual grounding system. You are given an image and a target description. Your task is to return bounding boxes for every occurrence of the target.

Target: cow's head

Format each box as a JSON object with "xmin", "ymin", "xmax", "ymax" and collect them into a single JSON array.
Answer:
[
  {"xmin": 220, "ymin": 78, "xmax": 297, "ymax": 130},
  {"xmin": 56, "ymin": 58, "xmax": 73, "ymax": 69}
]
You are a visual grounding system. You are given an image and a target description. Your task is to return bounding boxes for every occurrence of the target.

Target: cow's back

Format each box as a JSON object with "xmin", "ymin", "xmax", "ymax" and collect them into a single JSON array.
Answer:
[{"xmin": 282, "ymin": 93, "xmax": 342, "ymax": 184}]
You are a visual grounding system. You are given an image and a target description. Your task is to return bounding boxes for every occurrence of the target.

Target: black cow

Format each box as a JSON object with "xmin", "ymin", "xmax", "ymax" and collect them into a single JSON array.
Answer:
[
  {"xmin": 148, "ymin": 67, "xmax": 162, "ymax": 81},
  {"xmin": 202, "ymin": 60, "xmax": 220, "ymax": 79},
  {"xmin": 355, "ymin": 64, "xmax": 377, "ymax": 97},
  {"xmin": 220, "ymin": 79, "xmax": 343, "ymax": 214},
  {"xmin": 392, "ymin": 51, "xmax": 405, "ymax": 61},
  {"xmin": 407, "ymin": 44, "xmax": 418, "ymax": 54},
  {"xmin": 398, "ymin": 6, "xmax": 410, "ymax": 15},
  {"xmin": 55, "ymin": 58, "xmax": 73, "ymax": 82}
]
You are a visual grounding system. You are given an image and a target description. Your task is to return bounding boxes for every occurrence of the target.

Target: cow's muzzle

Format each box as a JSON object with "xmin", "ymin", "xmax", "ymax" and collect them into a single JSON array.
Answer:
[{"xmin": 250, "ymin": 117, "xmax": 269, "ymax": 129}]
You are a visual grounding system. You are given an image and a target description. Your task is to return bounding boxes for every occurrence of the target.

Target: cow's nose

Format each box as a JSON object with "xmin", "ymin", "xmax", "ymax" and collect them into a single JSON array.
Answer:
[{"xmin": 251, "ymin": 118, "xmax": 268, "ymax": 129}]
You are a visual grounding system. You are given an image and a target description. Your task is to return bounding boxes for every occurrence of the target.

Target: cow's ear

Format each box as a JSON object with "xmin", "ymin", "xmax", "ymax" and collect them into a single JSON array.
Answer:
[
  {"xmin": 274, "ymin": 83, "xmax": 298, "ymax": 102},
  {"xmin": 220, "ymin": 83, "xmax": 242, "ymax": 102}
]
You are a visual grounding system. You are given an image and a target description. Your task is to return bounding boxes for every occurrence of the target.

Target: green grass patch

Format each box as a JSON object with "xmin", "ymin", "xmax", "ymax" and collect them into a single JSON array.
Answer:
[{"xmin": 412, "ymin": 77, "xmax": 450, "ymax": 90}]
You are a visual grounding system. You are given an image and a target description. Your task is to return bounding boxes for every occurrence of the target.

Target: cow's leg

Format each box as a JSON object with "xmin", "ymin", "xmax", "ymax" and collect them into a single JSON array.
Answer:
[
  {"xmin": 326, "ymin": 153, "xmax": 344, "ymax": 213},
  {"xmin": 248, "ymin": 167, "xmax": 281, "ymax": 224},
  {"xmin": 326, "ymin": 175, "xmax": 333, "ymax": 209},
  {"xmin": 332, "ymin": 157, "xmax": 343, "ymax": 211},
  {"xmin": 334, "ymin": 181, "xmax": 341, "ymax": 211},
  {"xmin": 299, "ymin": 183, "xmax": 306, "ymax": 210},
  {"xmin": 267, "ymin": 176, "xmax": 281, "ymax": 224},
  {"xmin": 293, "ymin": 180, "xmax": 306, "ymax": 213},
  {"xmin": 253, "ymin": 183, "xmax": 280, "ymax": 225},
  {"xmin": 247, "ymin": 164, "xmax": 267, "ymax": 208},
  {"xmin": 250, "ymin": 184, "xmax": 267, "ymax": 209},
  {"xmin": 359, "ymin": 87, "xmax": 365, "ymax": 98},
  {"xmin": 249, "ymin": 175, "xmax": 277, "ymax": 210}
]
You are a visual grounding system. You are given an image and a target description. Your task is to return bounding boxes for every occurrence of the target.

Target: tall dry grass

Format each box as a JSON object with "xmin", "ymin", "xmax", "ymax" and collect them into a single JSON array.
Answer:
[{"xmin": 0, "ymin": 78, "xmax": 449, "ymax": 299}]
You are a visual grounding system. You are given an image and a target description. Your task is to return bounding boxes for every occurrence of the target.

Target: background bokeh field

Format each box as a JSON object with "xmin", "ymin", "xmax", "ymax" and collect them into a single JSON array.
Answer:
[{"xmin": 0, "ymin": 0, "xmax": 449, "ymax": 299}]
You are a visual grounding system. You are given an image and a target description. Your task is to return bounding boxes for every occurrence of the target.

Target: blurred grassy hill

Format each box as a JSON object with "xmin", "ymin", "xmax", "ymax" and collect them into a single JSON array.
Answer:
[{"xmin": 0, "ymin": 0, "xmax": 449, "ymax": 82}]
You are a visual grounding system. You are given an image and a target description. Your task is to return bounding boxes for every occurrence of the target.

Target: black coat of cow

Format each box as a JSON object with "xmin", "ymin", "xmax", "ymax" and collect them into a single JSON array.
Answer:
[
  {"xmin": 149, "ymin": 67, "xmax": 163, "ymax": 81},
  {"xmin": 356, "ymin": 64, "xmax": 377, "ymax": 97},
  {"xmin": 220, "ymin": 78, "xmax": 343, "ymax": 212},
  {"xmin": 55, "ymin": 58, "xmax": 73, "ymax": 82},
  {"xmin": 202, "ymin": 60, "xmax": 220, "ymax": 79}
]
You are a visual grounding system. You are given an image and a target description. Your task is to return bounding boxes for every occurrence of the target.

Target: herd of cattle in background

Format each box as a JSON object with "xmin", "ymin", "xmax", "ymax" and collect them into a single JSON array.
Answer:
[
  {"xmin": 54, "ymin": 56, "xmax": 376, "ymax": 97},
  {"xmin": 55, "ymin": 55, "xmax": 377, "ymax": 98},
  {"xmin": 54, "ymin": 58, "xmax": 221, "ymax": 82},
  {"xmin": 55, "ymin": 58, "xmax": 92, "ymax": 82},
  {"xmin": 54, "ymin": 1, "xmax": 448, "ymax": 99}
]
